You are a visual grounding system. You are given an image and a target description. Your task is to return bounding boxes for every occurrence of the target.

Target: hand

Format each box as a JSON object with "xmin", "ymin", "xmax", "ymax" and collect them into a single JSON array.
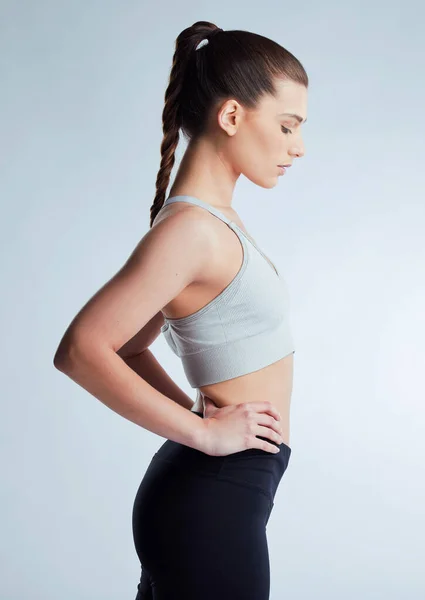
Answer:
[{"xmin": 199, "ymin": 395, "xmax": 284, "ymax": 457}]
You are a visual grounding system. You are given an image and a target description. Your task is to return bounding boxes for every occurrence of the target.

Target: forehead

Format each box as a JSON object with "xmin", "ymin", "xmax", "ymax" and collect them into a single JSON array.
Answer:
[{"xmin": 264, "ymin": 79, "xmax": 308, "ymax": 120}]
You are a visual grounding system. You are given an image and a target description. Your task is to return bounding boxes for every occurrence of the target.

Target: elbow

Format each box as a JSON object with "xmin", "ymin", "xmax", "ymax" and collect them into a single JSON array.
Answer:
[
  {"xmin": 53, "ymin": 348, "xmax": 70, "ymax": 372},
  {"xmin": 53, "ymin": 329, "xmax": 83, "ymax": 372},
  {"xmin": 53, "ymin": 342, "xmax": 77, "ymax": 373},
  {"xmin": 53, "ymin": 330, "xmax": 111, "ymax": 372}
]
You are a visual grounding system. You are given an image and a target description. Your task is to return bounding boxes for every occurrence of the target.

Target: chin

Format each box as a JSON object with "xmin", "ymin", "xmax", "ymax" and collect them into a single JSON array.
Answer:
[
  {"xmin": 244, "ymin": 173, "xmax": 277, "ymax": 189},
  {"xmin": 260, "ymin": 179, "xmax": 279, "ymax": 189}
]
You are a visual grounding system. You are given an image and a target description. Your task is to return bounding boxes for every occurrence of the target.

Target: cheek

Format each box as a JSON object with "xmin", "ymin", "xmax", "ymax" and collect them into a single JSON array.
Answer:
[
  {"xmin": 250, "ymin": 122, "xmax": 275, "ymax": 154},
  {"xmin": 232, "ymin": 134, "xmax": 280, "ymax": 188},
  {"xmin": 234, "ymin": 124, "xmax": 276, "ymax": 171}
]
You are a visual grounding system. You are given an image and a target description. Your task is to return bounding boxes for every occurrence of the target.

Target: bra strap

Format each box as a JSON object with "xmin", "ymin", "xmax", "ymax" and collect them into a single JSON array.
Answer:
[{"xmin": 163, "ymin": 195, "xmax": 233, "ymax": 226}]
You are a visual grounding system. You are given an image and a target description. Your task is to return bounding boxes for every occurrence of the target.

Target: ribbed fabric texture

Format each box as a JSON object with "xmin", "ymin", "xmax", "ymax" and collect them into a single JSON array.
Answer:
[{"xmin": 160, "ymin": 195, "xmax": 295, "ymax": 388}]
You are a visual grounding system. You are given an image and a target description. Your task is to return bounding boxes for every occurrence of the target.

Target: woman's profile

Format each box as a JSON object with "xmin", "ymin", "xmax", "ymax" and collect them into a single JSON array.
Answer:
[{"xmin": 54, "ymin": 20, "xmax": 308, "ymax": 599}]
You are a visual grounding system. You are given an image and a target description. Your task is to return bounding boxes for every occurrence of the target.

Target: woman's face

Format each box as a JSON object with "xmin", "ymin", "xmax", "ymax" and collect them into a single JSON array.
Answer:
[{"xmin": 215, "ymin": 78, "xmax": 308, "ymax": 188}]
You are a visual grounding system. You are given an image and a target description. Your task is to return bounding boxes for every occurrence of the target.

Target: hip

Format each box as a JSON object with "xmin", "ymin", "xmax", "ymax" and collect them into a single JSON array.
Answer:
[{"xmin": 150, "ymin": 411, "xmax": 292, "ymax": 506}]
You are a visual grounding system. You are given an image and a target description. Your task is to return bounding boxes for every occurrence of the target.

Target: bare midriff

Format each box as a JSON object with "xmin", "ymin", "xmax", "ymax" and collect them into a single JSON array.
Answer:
[
  {"xmin": 192, "ymin": 352, "xmax": 293, "ymax": 447},
  {"xmin": 156, "ymin": 199, "xmax": 294, "ymax": 447}
]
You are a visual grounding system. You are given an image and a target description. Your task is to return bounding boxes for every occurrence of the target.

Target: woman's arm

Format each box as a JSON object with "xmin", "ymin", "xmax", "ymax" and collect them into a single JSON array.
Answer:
[
  {"xmin": 53, "ymin": 210, "xmax": 215, "ymax": 450},
  {"xmin": 123, "ymin": 348, "xmax": 194, "ymax": 411},
  {"xmin": 55, "ymin": 344, "xmax": 203, "ymax": 447},
  {"xmin": 115, "ymin": 308, "xmax": 194, "ymax": 411}
]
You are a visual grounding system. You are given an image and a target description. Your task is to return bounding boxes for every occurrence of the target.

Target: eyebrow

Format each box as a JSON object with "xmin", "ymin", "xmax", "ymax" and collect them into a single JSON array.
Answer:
[{"xmin": 279, "ymin": 113, "xmax": 307, "ymax": 124}]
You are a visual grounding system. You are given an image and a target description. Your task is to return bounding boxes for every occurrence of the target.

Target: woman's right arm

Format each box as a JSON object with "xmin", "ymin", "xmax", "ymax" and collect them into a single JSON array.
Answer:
[{"xmin": 53, "ymin": 210, "xmax": 213, "ymax": 451}]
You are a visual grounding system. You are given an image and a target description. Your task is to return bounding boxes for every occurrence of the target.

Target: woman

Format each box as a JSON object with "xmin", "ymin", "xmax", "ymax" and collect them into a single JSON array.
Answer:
[{"xmin": 54, "ymin": 20, "xmax": 307, "ymax": 600}]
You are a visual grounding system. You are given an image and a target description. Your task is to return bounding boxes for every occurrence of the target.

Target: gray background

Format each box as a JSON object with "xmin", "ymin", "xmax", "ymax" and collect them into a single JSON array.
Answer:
[{"xmin": 1, "ymin": 1, "xmax": 424, "ymax": 598}]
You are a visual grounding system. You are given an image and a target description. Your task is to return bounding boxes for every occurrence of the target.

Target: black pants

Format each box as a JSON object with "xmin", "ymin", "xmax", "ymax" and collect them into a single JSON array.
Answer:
[{"xmin": 132, "ymin": 411, "xmax": 292, "ymax": 599}]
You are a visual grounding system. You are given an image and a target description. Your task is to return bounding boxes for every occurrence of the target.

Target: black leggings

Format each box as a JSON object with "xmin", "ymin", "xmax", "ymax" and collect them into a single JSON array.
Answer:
[{"xmin": 132, "ymin": 411, "xmax": 292, "ymax": 599}]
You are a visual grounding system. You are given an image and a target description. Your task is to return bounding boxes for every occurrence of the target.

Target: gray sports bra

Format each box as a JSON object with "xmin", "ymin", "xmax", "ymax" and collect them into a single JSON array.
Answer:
[{"xmin": 160, "ymin": 195, "xmax": 295, "ymax": 388}]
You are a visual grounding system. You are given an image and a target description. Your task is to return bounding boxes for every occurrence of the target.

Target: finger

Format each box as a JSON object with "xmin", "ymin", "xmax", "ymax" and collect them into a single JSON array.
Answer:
[
  {"xmin": 248, "ymin": 435, "xmax": 281, "ymax": 454},
  {"xmin": 256, "ymin": 425, "xmax": 283, "ymax": 446},
  {"xmin": 257, "ymin": 414, "xmax": 283, "ymax": 435}
]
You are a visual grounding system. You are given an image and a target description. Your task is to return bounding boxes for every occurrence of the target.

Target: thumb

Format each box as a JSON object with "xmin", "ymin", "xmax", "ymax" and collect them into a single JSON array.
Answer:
[{"xmin": 202, "ymin": 395, "xmax": 218, "ymax": 419}]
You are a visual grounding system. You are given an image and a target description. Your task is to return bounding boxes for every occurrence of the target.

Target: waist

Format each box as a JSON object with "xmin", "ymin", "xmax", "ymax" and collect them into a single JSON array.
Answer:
[{"xmin": 194, "ymin": 354, "xmax": 294, "ymax": 444}]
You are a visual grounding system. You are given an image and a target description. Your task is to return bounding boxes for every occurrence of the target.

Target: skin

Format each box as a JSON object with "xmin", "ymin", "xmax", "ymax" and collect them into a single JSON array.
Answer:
[
  {"xmin": 53, "ymin": 76, "xmax": 307, "ymax": 455},
  {"xmin": 169, "ymin": 78, "xmax": 307, "ymax": 209}
]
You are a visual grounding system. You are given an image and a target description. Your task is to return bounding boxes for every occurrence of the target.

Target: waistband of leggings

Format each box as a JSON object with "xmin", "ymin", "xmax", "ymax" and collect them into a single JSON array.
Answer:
[
  {"xmin": 153, "ymin": 410, "xmax": 291, "ymax": 483},
  {"xmin": 191, "ymin": 410, "xmax": 292, "ymax": 456}
]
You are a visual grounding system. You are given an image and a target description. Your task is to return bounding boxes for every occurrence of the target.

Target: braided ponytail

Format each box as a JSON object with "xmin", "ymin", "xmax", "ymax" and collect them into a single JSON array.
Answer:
[{"xmin": 149, "ymin": 21, "xmax": 223, "ymax": 228}]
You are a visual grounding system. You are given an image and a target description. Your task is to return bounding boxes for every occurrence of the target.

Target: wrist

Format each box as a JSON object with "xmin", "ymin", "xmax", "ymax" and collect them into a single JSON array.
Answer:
[{"xmin": 191, "ymin": 416, "xmax": 211, "ymax": 454}]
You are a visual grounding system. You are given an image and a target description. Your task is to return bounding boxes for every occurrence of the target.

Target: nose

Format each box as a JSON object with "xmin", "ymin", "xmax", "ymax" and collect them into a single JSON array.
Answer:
[
  {"xmin": 289, "ymin": 144, "xmax": 305, "ymax": 159},
  {"xmin": 289, "ymin": 136, "xmax": 305, "ymax": 159}
]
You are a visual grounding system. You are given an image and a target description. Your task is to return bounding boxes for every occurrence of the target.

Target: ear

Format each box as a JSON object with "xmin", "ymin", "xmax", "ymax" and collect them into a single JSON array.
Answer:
[{"xmin": 216, "ymin": 98, "xmax": 244, "ymax": 137}]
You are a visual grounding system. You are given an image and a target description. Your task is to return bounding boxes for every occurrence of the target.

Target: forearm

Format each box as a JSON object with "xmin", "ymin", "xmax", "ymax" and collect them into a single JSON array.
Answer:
[
  {"xmin": 123, "ymin": 348, "xmax": 194, "ymax": 411},
  {"xmin": 54, "ymin": 344, "xmax": 206, "ymax": 450}
]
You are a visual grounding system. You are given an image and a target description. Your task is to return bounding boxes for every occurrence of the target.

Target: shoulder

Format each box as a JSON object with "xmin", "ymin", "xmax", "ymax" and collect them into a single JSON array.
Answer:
[{"xmin": 151, "ymin": 201, "xmax": 224, "ymax": 250}]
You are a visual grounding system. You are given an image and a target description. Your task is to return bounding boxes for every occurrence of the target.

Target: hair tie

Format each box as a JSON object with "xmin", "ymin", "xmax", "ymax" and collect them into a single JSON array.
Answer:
[{"xmin": 195, "ymin": 28, "xmax": 223, "ymax": 51}]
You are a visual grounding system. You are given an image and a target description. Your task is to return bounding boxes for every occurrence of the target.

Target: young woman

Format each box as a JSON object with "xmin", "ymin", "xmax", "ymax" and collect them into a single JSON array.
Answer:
[{"xmin": 54, "ymin": 20, "xmax": 308, "ymax": 600}]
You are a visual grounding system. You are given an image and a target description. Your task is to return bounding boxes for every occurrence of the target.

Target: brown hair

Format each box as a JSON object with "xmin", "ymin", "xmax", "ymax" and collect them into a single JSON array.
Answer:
[{"xmin": 149, "ymin": 20, "xmax": 309, "ymax": 228}]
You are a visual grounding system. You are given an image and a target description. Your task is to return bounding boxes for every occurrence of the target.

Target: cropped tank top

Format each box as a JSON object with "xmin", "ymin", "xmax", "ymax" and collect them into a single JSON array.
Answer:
[{"xmin": 160, "ymin": 195, "xmax": 295, "ymax": 388}]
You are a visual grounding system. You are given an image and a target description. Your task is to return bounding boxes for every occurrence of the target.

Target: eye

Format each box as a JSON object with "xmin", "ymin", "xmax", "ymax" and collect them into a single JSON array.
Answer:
[{"xmin": 281, "ymin": 125, "xmax": 292, "ymax": 134}]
